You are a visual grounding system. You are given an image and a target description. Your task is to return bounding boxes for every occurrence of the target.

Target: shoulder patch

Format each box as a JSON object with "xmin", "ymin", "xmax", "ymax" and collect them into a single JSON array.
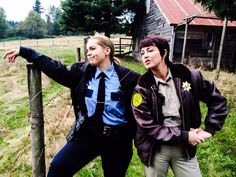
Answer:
[{"xmin": 132, "ymin": 93, "xmax": 143, "ymax": 107}]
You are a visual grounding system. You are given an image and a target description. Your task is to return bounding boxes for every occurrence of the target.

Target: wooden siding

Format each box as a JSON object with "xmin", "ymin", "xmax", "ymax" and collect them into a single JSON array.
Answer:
[
  {"xmin": 174, "ymin": 26, "xmax": 236, "ymax": 71},
  {"xmin": 141, "ymin": 0, "xmax": 172, "ymax": 40}
]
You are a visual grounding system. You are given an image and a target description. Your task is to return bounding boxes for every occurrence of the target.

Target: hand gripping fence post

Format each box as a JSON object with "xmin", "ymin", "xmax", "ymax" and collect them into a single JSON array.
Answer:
[{"xmin": 27, "ymin": 64, "xmax": 46, "ymax": 177}]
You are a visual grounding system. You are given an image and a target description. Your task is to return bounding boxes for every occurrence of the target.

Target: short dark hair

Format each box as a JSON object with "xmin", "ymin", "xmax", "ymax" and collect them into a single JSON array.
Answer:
[{"xmin": 140, "ymin": 35, "xmax": 170, "ymax": 66}]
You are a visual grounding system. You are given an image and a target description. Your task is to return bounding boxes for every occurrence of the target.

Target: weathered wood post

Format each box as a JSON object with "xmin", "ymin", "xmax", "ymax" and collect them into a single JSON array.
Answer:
[
  {"xmin": 119, "ymin": 38, "xmax": 122, "ymax": 55},
  {"xmin": 181, "ymin": 22, "xmax": 188, "ymax": 63},
  {"xmin": 84, "ymin": 37, "xmax": 88, "ymax": 61},
  {"xmin": 76, "ymin": 47, "xmax": 81, "ymax": 61},
  {"xmin": 27, "ymin": 64, "xmax": 46, "ymax": 177},
  {"xmin": 215, "ymin": 18, "xmax": 228, "ymax": 80}
]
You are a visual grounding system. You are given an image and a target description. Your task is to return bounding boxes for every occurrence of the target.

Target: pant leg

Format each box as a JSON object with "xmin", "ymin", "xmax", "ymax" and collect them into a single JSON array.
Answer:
[
  {"xmin": 101, "ymin": 132, "xmax": 133, "ymax": 177},
  {"xmin": 145, "ymin": 145, "xmax": 171, "ymax": 177},
  {"xmin": 170, "ymin": 146, "xmax": 202, "ymax": 177},
  {"xmin": 47, "ymin": 132, "xmax": 100, "ymax": 177}
]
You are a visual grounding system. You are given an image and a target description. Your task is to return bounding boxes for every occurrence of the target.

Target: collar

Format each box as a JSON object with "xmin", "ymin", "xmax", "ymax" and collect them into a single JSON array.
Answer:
[
  {"xmin": 95, "ymin": 62, "xmax": 114, "ymax": 79},
  {"xmin": 154, "ymin": 69, "xmax": 172, "ymax": 84}
]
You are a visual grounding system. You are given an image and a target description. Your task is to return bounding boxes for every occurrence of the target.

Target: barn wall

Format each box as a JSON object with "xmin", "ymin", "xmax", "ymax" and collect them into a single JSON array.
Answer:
[
  {"xmin": 141, "ymin": 0, "xmax": 172, "ymax": 40},
  {"xmin": 174, "ymin": 25, "xmax": 236, "ymax": 71}
]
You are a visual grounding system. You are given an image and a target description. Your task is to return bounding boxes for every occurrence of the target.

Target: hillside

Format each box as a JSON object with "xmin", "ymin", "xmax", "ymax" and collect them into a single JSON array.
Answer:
[{"xmin": 0, "ymin": 38, "xmax": 235, "ymax": 177}]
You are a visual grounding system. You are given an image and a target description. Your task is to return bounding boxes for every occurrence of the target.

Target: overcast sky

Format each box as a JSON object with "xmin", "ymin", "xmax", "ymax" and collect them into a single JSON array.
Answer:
[{"xmin": 0, "ymin": 0, "xmax": 61, "ymax": 21}]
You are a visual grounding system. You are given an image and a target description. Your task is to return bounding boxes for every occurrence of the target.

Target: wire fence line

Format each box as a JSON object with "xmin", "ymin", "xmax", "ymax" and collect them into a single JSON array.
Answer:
[
  {"xmin": 30, "ymin": 105, "xmax": 73, "ymax": 177},
  {"xmin": 5, "ymin": 84, "xmax": 73, "ymax": 177},
  {"xmin": 8, "ymin": 130, "xmax": 32, "ymax": 177},
  {"xmin": 0, "ymin": 36, "xmax": 132, "ymax": 51},
  {"xmin": 1, "ymin": 83, "xmax": 63, "ymax": 129},
  {"xmin": 0, "ymin": 36, "xmax": 85, "ymax": 50}
]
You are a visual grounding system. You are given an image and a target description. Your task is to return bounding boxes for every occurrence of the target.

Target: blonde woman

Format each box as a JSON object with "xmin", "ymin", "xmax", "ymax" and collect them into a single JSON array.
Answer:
[{"xmin": 4, "ymin": 35, "xmax": 140, "ymax": 177}]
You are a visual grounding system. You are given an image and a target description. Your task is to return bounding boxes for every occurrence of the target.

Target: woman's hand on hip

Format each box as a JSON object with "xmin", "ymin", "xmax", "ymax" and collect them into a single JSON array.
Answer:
[{"xmin": 188, "ymin": 128, "xmax": 205, "ymax": 146}]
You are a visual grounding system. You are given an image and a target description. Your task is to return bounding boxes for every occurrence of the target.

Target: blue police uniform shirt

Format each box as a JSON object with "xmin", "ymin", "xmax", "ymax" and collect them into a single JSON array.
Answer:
[{"xmin": 85, "ymin": 62, "xmax": 127, "ymax": 125}]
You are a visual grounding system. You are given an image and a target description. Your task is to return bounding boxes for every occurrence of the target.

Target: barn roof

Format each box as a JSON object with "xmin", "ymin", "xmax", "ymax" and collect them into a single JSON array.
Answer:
[{"xmin": 154, "ymin": 0, "xmax": 236, "ymax": 27}]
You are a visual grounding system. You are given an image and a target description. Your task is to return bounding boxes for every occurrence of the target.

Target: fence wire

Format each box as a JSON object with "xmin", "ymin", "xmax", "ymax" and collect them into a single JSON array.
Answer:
[{"xmin": 5, "ymin": 84, "xmax": 73, "ymax": 177}]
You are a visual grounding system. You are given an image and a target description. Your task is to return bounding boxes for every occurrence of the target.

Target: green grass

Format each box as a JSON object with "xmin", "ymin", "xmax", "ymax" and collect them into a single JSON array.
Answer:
[
  {"xmin": 122, "ymin": 59, "xmax": 146, "ymax": 75},
  {"xmin": 36, "ymin": 46, "xmax": 80, "ymax": 65},
  {"xmin": 197, "ymin": 100, "xmax": 236, "ymax": 177},
  {"xmin": 0, "ymin": 143, "xmax": 31, "ymax": 177},
  {"xmin": 0, "ymin": 96, "xmax": 29, "ymax": 129},
  {"xmin": 0, "ymin": 37, "xmax": 26, "ymax": 42}
]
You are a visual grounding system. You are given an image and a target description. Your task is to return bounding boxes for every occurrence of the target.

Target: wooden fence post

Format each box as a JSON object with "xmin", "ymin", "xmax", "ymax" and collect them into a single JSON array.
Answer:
[
  {"xmin": 119, "ymin": 38, "xmax": 122, "ymax": 55},
  {"xmin": 215, "ymin": 18, "xmax": 228, "ymax": 80},
  {"xmin": 76, "ymin": 47, "xmax": 81, "ymax": 61},
  {"xmin": 27, "ymin": 64, "xmax": 46, "ymax": 177},
  {"xmin": 181, "ymin": 22, "xmax": 188, "ymax": 63},
  {"xmin": 84, "ymin": 37, "xmax": 88, "ymax": 61}
]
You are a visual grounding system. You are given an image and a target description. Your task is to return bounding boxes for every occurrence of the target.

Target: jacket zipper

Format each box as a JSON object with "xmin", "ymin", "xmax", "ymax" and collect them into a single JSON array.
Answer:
[{"xmin": 176, "ymin": 79, "xmax": 190, "ymax": 160}]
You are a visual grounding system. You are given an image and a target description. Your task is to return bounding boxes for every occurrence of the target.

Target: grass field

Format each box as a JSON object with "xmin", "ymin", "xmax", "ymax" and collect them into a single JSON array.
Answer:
[{"xmin": 0, "ymin": 37, "xmax": 235, "ymax": 177}]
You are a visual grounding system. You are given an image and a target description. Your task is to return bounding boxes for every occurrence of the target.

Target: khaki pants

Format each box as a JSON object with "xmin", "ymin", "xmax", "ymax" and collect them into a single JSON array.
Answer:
[{"xmin": 145, "ymin": 145, "xmax": 202, "ymax": 177}]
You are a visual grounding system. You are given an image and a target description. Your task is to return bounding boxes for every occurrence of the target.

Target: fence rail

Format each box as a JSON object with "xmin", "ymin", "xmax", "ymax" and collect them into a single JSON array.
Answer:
[
  {"xmin": 114, "ymin": 37, "xmax": 133, "ymax": 56},
  {"xmin": 0, "ymin": 36, "xmax": 133, "ymax": 51},
  {"xmin": 0, "ymin": 36, "xmax": 85, "ymax": 50}
]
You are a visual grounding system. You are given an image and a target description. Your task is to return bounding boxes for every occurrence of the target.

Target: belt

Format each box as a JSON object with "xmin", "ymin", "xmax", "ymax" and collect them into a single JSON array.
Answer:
[
  {"xmin": 82, "ymin": 121, "xmax": 128, "ymax": 137},
  {"xmin": 102, "ymin": 124, "xmax": 128, "ymax": 136}
]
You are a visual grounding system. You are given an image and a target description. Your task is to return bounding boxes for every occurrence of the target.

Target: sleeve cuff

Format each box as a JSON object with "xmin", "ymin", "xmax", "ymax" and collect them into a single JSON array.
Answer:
[
  {"xmin": 205, "ymin": 126, "xmax": 215, "ymax": 136},
  {"xmin": 19, "ymin": 47, "xmax": 41, "ymax": 63},
  {"xmin": 181, "ymin": 131, "xmax": 189, "ymax": 144}
]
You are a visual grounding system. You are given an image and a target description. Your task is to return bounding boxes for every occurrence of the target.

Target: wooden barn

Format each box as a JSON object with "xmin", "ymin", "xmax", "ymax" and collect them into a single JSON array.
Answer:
[{"xmin": 133, "ymin": 0, "xmax": 236, "ymax": 72}]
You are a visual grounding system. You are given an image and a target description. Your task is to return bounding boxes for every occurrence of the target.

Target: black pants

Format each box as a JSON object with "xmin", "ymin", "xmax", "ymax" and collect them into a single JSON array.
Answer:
[{"xmin": 47, "ymin": 122, "xmax": 133, "ymax": 177}]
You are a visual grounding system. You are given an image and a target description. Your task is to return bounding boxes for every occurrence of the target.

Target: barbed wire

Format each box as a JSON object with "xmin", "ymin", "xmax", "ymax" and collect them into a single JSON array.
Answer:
[
  {"xmin": 31, "ymin": 104, "xmax": 73, "ymax": 177},
  {"xmin": 7, "ymin": 130, "xmax": 32, "ymax": 177},
  {"xmin": 5, "ymin": 84, "xmax": 71, "ymax": 177},
  {"xmin": 1, "ymin": 83, "xmax": 64, "ymax": 127}
]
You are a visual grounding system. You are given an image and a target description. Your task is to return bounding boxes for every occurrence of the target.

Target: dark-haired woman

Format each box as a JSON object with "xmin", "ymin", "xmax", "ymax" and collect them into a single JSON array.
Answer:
[{"xmin": 131, "ymin": 35, "xmax": 227, "ymax": 177}]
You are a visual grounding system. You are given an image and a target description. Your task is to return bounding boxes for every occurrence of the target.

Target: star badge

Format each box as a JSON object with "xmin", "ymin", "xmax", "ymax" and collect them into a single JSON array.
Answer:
[{"xmin": 182, "ymin": 81, "xmax": 191, "ymax": 92}]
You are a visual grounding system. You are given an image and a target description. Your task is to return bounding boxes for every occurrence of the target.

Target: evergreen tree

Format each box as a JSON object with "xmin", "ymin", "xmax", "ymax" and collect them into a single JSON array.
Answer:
[
  {"xmin": 33, "ymin": 0, "xmax": 44, "ymax": 15},
  {"xmin": 0, "ymin": 7, "xmax": 9, "ymax": 38},
  {"xmin": 59, "ymin": 0, "xmax": 144, "ymax": 37},
  {"xmin": 194, "ymin": 0, "xmax": 236, "ymax": 20}
]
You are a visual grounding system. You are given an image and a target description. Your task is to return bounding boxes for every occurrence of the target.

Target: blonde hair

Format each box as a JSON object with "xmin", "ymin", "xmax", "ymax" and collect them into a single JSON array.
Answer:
[{"xmin": 88, "ymin": 35, "xmax": 121, "ymax": 65}]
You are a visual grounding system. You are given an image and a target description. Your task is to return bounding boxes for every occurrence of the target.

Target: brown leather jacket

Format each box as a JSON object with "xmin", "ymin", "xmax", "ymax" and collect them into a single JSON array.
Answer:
[{"xmin": 132, "ymin": 63, "xmax": 228, "ymax": 166}]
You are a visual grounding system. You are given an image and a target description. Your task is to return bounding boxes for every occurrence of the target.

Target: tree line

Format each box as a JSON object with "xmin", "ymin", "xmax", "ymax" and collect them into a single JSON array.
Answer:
[
  {"xmin": 0, "ymin": 0, "xmax": 145, "ymax": 39},
  {"xmin": 1, "ymin": 0, "xmax": 235, "ymax": 40}
]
